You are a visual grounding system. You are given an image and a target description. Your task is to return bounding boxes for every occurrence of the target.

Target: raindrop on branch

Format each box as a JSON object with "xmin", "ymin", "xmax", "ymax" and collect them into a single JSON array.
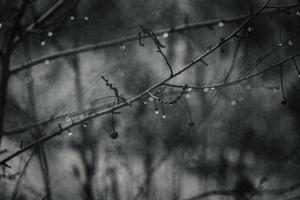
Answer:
[
  {"xmin": 47, "ymin": 32, "xmax": 53, "ymax": 37},
  {"xmin": 218, "ymin": 21, "xmax": 225, "ymax": 27},
  {"xmin": 203, "ymin": 88, "xmax": 210, "ymax": 93},
  {"xmin": 163, "ymin": 32, "xmax": 169, "ymax": 38},
  {"xmin": 44, "ymin": 59, "xmax": 50, "ymax": 65},
  {"xmin": 40, "ymin": 40, "xmax": 46, "ymax": 46},
  {"xmin": 68, "ymin": 130, "xmax": 73, "ymax": 136},
  {"xmin": 120, "ymin": 45, "xmax": 126, "ymax": 50}
]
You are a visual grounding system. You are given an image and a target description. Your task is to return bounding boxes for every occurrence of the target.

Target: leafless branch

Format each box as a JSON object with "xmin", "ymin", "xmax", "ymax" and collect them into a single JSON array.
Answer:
[{"xmin": 0, "ymin": 0, "xmax": 271, "ymax": 166}]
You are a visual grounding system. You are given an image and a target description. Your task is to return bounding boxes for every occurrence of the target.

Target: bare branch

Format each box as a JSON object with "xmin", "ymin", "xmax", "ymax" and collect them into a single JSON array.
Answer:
[{"xmin": 0, "ymin": 0, "xmax": 271, "ymax": 166}]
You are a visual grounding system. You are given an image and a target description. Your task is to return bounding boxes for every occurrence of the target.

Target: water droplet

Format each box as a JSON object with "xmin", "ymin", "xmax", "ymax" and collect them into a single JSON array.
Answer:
[
  {"xmin": 155, "ymin": 109, "xmax": 159, "ymax": 114},
  {"xmin": 230, "ymin": 100, "xmax": 237, "ymax": 106},
  {"xmin": 44, "ymin": 59, "xmax": 50, "ymax": 65},
  {"xmin": 247, "ymin": 27, "xmax": 253, "ymax": 32},
  {"xmin": 288, "ymin": 40, "xmax": 293, "ymax": 46},
  {"xmin": 185, "ymin": 93, "xmax": 191, "ymax": 99},
  {"xmin": 210, "ymin": 87, "xmax": 215, "ymax": 90},
  {"xmin": 162, "ymin": 115, "xmax": 166, "ymax": 119},
  {"xmin": 187, "ymin": 87, "xmax": 192, "ymax": 92},
  {"xmin": 40, "ymin": 40, "xmax": 46, "ymax": 46},
  {"xmin": 149, "ymin": 97, "xmax": 154, "ymax": 101},
  {"xmin": 68, "ymin": 130, "xmax": 73, "ymax": 136},
  {"xmin": 82, "ymin": 122, "xmax": 88, "ymax": 128},
  {"xmin": 84, "ymin": 16, "xmax": 89, "ymax": 21},
  {"xmin": 218, "ymin": 21, "xmax": 225, "ymax": 27},
  {"xmin": 70, "ymin": 16, "xmax": 75, "ymax": 21},
  {"xmin": 120, "ymin": 45, "xmax": 126, "ymax": 50},
  {"xmin": 298, "ymin": 74, "xmax": 300, "ymax": 78},
  {"xmin": 163, "ymin": 32, "xmax": 169, "ymax": 38},
  {"xmin": 47, "ymin": 32, "xmax": 53, "ymax": 37},
  {"xmin": 143, "ymin": 101, "xmax": 147, "ymax": 105},
  {"xmin": 203, "ymin": 88, "xmax": 210, "ymax": 93},
  {"xmin": 0, "ymin": 23, "xmax": 2, "ymax": 29},
  {"xmin": 278, "ymin": 41, "xmax": 283, "ymax": 47},
  {"xmin": 296, "ymin": 10, "xmax": 300, "ymax": 16}
]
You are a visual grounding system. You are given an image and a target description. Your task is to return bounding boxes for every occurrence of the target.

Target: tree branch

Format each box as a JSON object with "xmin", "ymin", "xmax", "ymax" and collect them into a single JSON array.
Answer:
[{"xmin": 0, "ymin": 0, "xmax": 271, "ymax": 166}]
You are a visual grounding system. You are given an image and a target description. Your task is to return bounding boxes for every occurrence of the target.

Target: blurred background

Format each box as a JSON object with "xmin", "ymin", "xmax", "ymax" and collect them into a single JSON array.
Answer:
[{"xmin": 1, "ymin": 0, "xmax": 300, "ymax": 199}]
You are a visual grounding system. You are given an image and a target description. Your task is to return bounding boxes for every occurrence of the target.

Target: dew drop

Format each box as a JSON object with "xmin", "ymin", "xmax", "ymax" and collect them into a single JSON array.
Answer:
[
  {"xmin": 163, "ymin": 32, "xmax": 169, "ymax": 38},
  {"xmin": 40, "ymin": 40, "xmax": 46, "ymax": 46},
  {"xmin": 218, "ymin": 21, "xmax": 225, "ymax": 27},
  {"xmin": 120, "ymin": 45, "xmax": 126, "ymax": 50},
  {"xmin": 44, "ymin": 59, "xmax": 50, "ymax": 65},
  {"xmin": 47, "ymin": 32, "xmax": 53, "ymax": 37}
]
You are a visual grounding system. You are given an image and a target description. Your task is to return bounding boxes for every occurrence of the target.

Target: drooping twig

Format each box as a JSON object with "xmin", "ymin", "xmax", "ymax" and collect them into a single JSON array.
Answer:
[
  {"xmin": 101, "ymin": 75, "xmax": 123, "ymax": 104},
  {"xmin": 138, "ymin": 25, "xmax": 173, "ymax": 76}
]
